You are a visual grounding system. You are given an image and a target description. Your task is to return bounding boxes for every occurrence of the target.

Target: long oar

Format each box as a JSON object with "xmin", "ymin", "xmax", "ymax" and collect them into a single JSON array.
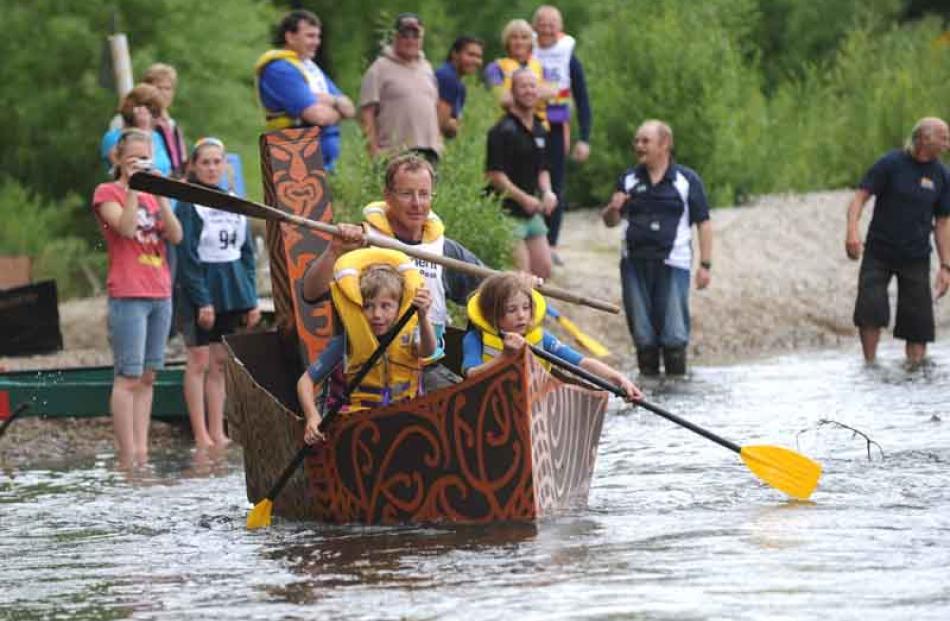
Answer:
[
  {"xmin": 527, "ymin": 344, "xmax": 822, "ymax": 500},
  {"xmin": 129, "ymin": 172, "xmax": 619, "ymax": 314},
  {"xmin": 0, "ymin": 403, "xmax": 30, "ymax": 440},
  {"xmin": 546, "ymin": 305, "xmax": 610, "ymax": 358},
  {"xmin": 246, "ymin": 306, "xmax": 417, "ymax": 529}
]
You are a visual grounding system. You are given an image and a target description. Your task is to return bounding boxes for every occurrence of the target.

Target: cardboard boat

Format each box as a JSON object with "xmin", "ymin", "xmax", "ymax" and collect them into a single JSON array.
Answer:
[
  {"xmin": 224, "ymin": 329, "xmax": 608, "ymax": 524},
  {"xmin": 222, "ymin": 126, "xmax": 609, "ymax": 524}
]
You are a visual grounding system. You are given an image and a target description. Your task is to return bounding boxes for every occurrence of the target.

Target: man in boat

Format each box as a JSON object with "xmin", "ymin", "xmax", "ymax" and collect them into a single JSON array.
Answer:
[
  {"xmin": 303, "ymin": 153, "xmax": 483, "ymax": 389},
  {"xmin": 602, "ymin": 120, "xmax": 713, "ymax": 377},
  {"xmin": 532, "ymin": 5, "xmax": 593, "ymax": 266},
  {"xmin": 255, "ymin": 9, "xmax": 356, "ymax": 171},
  {"xmin": 845, "ymin": 116, "xmax": 950, "ymax": 365}
]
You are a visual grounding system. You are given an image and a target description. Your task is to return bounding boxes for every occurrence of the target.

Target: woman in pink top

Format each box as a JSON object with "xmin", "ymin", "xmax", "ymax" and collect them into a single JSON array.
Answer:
[{"xmin": 92, "ymin": 128, "xmax": 183, "ymax": 467}]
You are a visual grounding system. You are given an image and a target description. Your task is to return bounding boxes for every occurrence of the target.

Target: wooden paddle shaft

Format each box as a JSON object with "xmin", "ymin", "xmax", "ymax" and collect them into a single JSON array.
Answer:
[{"xmin": 128, "ymin": 173, "xmax": 619, "ymax": 314}]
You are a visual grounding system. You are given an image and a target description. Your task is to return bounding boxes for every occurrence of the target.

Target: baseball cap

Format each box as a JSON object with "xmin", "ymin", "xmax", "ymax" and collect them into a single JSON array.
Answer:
[{"xmin": 394, "ymin": 13, "xmax": 423, "ymax": 33}]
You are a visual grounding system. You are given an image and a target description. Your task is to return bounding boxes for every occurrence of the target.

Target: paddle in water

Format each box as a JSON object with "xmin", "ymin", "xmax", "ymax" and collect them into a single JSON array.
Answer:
[
  {"xmin": 246, "ymin": 306, "xmax": 418, "ymax": 529},
  {"xmin": 527, "ymin": 343, "xmax": 822, "ymax": 500}
]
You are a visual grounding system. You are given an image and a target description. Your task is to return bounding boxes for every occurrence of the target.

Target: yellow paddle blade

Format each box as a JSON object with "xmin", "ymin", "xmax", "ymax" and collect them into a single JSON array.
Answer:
[
  {"xmin": 246, "ymin": 499, "xmax": 274, "ymax": 530},
  {"xmin": 557, "ymin": 315, "xmax": 611, "ymax": 358},
  {"xmin": 740, "ymin": 445, "xmax": 822, "ymax": 500}
]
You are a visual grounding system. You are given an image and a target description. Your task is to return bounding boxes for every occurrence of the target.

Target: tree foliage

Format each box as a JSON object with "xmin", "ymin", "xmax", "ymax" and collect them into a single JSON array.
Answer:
[{"xmin": 0, "ymin": 0, "xmax": 948, "ymax": 298}]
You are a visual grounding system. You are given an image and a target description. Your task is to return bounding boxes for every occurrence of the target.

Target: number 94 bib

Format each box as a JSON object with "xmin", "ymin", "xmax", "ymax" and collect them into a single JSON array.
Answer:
[{"xmin": 195, "ymin": 204, "xmax": 246, "ymax": 263}]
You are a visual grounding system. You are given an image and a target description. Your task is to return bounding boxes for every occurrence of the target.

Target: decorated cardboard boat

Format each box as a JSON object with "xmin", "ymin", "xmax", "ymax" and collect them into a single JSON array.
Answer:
[{"xmin": 222, "ymin": 127, "xmax": 609, "ymax": 524}]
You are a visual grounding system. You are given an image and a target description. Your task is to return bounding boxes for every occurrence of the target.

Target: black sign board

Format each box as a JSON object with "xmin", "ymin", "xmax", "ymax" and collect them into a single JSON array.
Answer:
[{"xmin": 0, "ymin": 280, "xmax": 63, "ymax": 356}]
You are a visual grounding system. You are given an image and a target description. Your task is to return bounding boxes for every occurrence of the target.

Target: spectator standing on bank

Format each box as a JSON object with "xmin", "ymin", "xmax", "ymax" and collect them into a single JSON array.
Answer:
[
  {"xmin": 435, "ymin": 36, "xmax": 484, "ymax": 139},
  {"xmin": 142, "ymin": 63, "xmax": 188, "ymax": 178},
  {"xmin": 360, "ymin": 13, "xmax": 442, "ymax": 163},
  {"xmin": 256, "ymin": 9, "xmax": 356, "ymax": 171},
  {"xmin": 602, "ymin": 120, "xmax": 712, "ymax": 377},
  {"xmin": 845, "ymin": 116, "xmax": 950, "ymax": 365},
  {"xmin": 177, "ymin": 138, "xmax": 260, "ymax": 450},
  {"xmin": 100, "ymin": 84, "xmax": 173, "ymax": 177},
  {"xmin": 532, "ymin": 5, "xmax": 593, "ymax": 264},
  {"xmin": 486, "ymin": 69, "xmax": 557, "ymax": 279},
  {"xmin": 483, "ymin": 19, "xmax": 556, "ymax": 123}
]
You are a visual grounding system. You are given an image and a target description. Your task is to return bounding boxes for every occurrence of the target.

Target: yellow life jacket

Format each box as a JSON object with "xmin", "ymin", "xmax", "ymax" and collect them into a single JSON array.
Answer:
[
  {"xmin": 330, "ymin": 248, "xmax": 424, "ymax": 410},
  {"xmin": 363, "ymin": 201, "xmax": 449, "ymax": 355},
  {"xmin": 494, "ymin": 56, "xmax": 548, "ymax": 125},
  {"xmin": 254, "ymin": 49, "xmax": 324, "ymax": 131},
  {"xmin": 466, "ymin": 288, "xmax": 550, "ymax": 369}
]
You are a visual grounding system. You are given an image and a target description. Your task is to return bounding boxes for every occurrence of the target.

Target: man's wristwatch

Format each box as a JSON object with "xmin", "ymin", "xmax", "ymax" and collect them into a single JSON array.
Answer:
[{"xmin": 700, "ymin": 260, "xmax": 712, "ymax": 270}]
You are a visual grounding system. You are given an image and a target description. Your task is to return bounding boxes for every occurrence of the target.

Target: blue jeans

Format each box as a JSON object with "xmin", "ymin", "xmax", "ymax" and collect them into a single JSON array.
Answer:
[
  {"xmin": 620, "ymin": 257, "xmax": 690, "ymax": 350},
  {"xmin": 108, "ymin": 297, "xmax": 173, "ymax": 377}
]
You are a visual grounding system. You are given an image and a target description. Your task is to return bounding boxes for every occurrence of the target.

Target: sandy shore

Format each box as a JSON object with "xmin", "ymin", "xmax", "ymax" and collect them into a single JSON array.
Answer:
[
  {"xmin": 551, "ymin": 189, "xmax": 950, "ymax": 364},
  {"xmin": 4, "ymin": 189, "xmax": 949, "ymax": 466}
]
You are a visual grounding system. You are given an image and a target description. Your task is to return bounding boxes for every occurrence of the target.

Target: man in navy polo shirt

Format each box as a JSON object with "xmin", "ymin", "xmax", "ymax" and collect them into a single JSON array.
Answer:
[
  {"xmin": 436, "ymin": 36, "xmax": 484, "ymax": 139},
  {"xmin": 845, "ymin": 116, "xmax": 950, "ymax": 365},
  {"xmin": 255, "ymin": 10, "xmax": 356, "ymax": 171},
  {"xmin": 602, "ymin": 120, "xmax": 712, "ymax": 376}
]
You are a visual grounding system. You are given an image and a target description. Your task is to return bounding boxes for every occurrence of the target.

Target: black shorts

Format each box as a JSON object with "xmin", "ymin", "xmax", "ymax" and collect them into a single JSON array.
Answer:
[
  {"xmin": 853, "ymin": 254, "xmax": 934, "ymax": 343},
  {"xmin": 182, "ymin": 307, "xmax": 246, "ymax": 347}
]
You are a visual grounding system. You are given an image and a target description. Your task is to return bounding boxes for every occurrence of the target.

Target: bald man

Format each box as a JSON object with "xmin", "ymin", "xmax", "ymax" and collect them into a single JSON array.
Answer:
[
  {"xmin": 845, "ymin": 116, "xmax": 950, "ymax": 365},
  {"xmin": 602, "ymin": 120, "xmax": 712, "ymax": 376}
]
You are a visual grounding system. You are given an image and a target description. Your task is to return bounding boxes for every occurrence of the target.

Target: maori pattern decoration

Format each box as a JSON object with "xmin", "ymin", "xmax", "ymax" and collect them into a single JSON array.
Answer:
[
  {"xmin": 301, "ymin": 348, "xmax": 609, "ymax": 524},
  {"xmin": 260, "ymin": 127, "xmax": 334, "ymax": 362}
]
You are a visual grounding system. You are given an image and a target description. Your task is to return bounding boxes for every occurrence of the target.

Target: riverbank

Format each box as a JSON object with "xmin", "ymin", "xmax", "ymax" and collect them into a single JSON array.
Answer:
[
  {"xmin": 4, "ymin": 188, "xmax": 950, "ymax": 467},
  {"xmin": 552, "ymin": 189, "xmax": 950, "ymax": 365}
]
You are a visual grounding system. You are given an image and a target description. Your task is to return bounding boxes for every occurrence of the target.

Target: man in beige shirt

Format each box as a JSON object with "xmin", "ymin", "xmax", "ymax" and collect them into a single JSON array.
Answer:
[{"xmin": 359, "ymin": 13, "xmax": 442, "ymax": 163}]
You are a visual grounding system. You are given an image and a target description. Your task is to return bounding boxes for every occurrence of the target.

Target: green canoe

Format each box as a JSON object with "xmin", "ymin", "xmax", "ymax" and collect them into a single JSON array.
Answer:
[{"xmin": 0, "ymin": 363, "xmax": 186, "ymax": 421}]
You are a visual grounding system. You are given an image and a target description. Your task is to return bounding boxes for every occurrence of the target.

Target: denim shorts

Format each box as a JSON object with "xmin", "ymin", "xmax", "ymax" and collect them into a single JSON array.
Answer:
[{"xmin": 108, "ymin": 297, "xmax": 173, "ymax": 377}]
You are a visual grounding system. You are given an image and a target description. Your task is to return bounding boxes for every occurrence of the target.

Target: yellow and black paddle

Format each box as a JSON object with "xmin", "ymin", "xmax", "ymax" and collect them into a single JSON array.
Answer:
[
  {"xmin": 527, "ymin": 344, "xmax": 822, "ymax": 500},
  {"xmin": 246, "ymin": 306, "xmax": 418, "ymax": 529}
]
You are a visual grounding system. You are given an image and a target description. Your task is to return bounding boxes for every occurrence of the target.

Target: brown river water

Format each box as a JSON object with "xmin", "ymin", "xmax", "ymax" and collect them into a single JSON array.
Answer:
[{"xmin": 2, "ymin": 340, "xmax": 949, "ymax": 620}]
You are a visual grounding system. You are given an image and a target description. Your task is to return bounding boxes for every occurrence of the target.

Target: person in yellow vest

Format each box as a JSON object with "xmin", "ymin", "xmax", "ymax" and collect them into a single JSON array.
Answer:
[
  {"xmin": 297, "ymin": 248, "xmax": 436, "ymax": 444},
  {"xmin": 303, "ymin": 154, "xmax": 485, "ymax": 392},
  {"xmin": 483, "ymin": 18, "xmax": 557, "ymax": 123},
  {"xmin": 462, "ymin": 273, "xmax": 642, "ymax": 401},
  {"xmin": 255, "ymin": 10, "xmax": 356, "ymax": 171}
]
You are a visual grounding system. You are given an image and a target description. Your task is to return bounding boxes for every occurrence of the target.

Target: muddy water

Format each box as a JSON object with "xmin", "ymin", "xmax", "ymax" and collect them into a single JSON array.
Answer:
[{"xmin": 2, "ymin": 340, "xmax": 948, "ymax": 620}]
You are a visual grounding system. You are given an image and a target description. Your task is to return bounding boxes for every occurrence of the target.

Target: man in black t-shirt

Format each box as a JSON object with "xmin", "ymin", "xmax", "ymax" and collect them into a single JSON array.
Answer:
[
  {"xmin": 845, "ymin": 116, "xmax": 950, "ymax": 365},
  {"xmin": 485, "ymin": 69, "xmax": 558, "ymax": 279}
]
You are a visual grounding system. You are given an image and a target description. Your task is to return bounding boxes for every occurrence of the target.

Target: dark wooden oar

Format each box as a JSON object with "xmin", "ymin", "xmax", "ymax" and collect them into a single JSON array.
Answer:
[
  {"xmin": 129, "ymin": 172, "xmax": 619, "ymax": 315},
  {"xmin": 0, "ymin": 404, "xmax": 30, "ymax": 440},
  {"xmin": 527, "ymin": 344, "xmax": 822, "ymax": 500},
  {"xmin": 246, "ymin": 306, "xmax": 417, "ymax": 529}
]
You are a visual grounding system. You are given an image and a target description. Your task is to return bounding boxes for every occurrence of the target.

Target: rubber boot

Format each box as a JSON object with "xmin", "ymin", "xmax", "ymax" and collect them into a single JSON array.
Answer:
[
  {"xmin": 636, "ymin": 347, "xmax": 660, "ymax": 376},
  {"xmin": 662, "ymin": 346, "xmax": 687, "ymax": 376}
]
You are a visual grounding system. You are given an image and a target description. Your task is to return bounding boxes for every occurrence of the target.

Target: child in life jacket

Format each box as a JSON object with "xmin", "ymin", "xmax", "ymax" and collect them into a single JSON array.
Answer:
[
  {"xmin": 297, "ymin": 248, "xmax": 436, "ymax": 444},
  {"xmin": 462, "ymin": 273, "xmax": 642, "ymax": 401}
]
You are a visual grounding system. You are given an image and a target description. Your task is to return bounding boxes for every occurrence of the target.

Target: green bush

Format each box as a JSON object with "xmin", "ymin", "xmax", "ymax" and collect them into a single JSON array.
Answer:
[{"xmin": 0, "ymin": 177, "xmax": 103, "ymax": 299}]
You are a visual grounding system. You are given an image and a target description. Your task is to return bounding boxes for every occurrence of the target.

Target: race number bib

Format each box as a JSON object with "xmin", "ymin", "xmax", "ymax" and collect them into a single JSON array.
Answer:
[{"xmin": 195, "ymin": 205, "xmax": 246, "ymax": 263}]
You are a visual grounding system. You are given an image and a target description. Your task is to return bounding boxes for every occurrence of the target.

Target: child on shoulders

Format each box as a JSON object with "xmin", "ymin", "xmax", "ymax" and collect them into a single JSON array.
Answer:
[
  {"xmin": 297, "ymin": 248, "xmax": 436, "ymax": 444},
  {"xmin": 462, "ymin": 273, "xmax": 641, "ymax": 401}
]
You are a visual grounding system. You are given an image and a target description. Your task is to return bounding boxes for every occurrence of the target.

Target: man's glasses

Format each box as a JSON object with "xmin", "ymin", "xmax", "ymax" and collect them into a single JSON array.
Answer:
[
  {"xmin": 397, "ymin": 28, "xmax": 422, "ymax": 39},
  {"xmin": 393, "ymin": 190, "xmax": 434, "ymax": 203}
]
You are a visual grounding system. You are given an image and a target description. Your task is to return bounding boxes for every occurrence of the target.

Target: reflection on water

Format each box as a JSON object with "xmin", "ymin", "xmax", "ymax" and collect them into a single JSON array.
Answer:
[{"xmin": 2, "ymin": 340, "xmax": 949, "ymax": 619}]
